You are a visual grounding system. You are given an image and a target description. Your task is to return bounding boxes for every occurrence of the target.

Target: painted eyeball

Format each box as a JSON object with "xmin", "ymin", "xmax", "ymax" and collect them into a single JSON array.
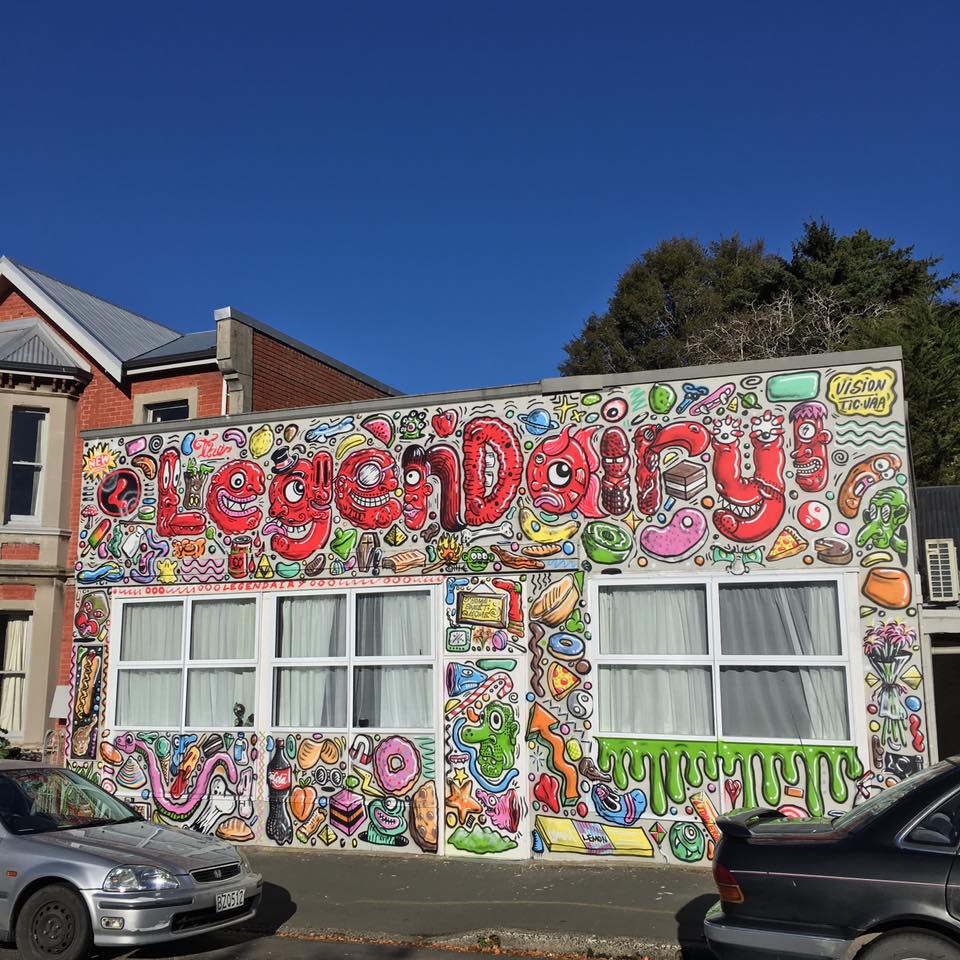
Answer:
[
  {"xmin": 229, "ymin": 471, "xmax": 246, "ymax": 490},
  {"xmin": 404, "ymin": 468, "xmax": 423, "ymax": 486},
  {"xmin": 874, "ymin": 457, "xmax": 894, "ymax": 480},
  {"xmin": 358, "ymin": 461, "xmax": 383, "ymax": 488},
  {"xmin": 284, "ymin": 479, "xmax": 305, "ymax": 503},
  {"xmin": 489, "ymin": 708, "xmax": 503, "ymax": 731},
  {"xmin": 797, "ymin": 422, "xmax": 816, "ymax": 440},
  {"xmin": 547, "ymin": 462, "xmax": 573, "ymax": 488}
]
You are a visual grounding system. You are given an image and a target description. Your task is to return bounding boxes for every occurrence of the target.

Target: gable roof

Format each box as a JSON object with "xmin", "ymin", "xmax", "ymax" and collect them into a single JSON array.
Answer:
[
  {"xmin": 0, "ymin": 257, "xmax": 181, "ymax": 379},
  {"xmin": 0, "ymin": 317, "xmax": 91, "ymax": 377}
]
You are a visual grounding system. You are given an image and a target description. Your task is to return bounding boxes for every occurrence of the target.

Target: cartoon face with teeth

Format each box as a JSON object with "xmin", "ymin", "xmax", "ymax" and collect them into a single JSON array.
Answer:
[
  {"xmin": 266, "ymin": 452, "xmax": 332, "ymax": 559},
  {"xmin": 789, "ymin": 401, "xmax": 832, "ymax": 493},
  {"xmin": 205, "ymin": 460, "xmax": 265, "ymax": 534},
  {"xmin": 334, "ymin": 449, "xmax": 403, "ymax": 529}
]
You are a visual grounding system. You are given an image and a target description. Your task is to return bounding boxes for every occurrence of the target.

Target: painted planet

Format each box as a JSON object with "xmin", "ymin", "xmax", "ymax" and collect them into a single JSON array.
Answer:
[{"xmin": 519, "ymin": 408, "xmax": 560, "ymax": 435}]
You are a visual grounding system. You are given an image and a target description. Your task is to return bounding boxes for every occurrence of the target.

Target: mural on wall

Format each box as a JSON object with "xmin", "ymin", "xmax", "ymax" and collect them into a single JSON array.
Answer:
[
  {"xmin": 259, "ymin": 732, "xmax": 437, "ymax": 852},
  {"xmin": 443, "ymin": 576, "xmax": 527, "ymax": 856},
  {"xmin": 72, "ymin": 355, "xmax": 926, "ymax": 863}
]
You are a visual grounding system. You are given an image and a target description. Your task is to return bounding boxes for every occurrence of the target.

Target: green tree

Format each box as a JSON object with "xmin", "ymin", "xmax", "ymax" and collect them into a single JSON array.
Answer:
[
  {"xmin": 560, "ymin": 220, "xmax": 959, "ymax": 486},
  {"xmin": 560, "ymin": 235, "xmax": 790, "ymax": 374}
]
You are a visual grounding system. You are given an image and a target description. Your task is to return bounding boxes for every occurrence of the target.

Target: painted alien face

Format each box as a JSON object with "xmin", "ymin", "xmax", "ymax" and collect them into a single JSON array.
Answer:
[
  {"xmin": 266, "ymin": 453, "xmax": 332, "ymax": 560},
  {"xmin": 789, "ymin": 401, "xmax": 831, "ymax": 493},
  {"xmin": 334, "ymin": 449, "xmax": 403, "ymax": 529},
  {"xmin": 463, "ymin": 545, "xmax": 492, "ymax": 572},
  {"xmin": 205, "ymin": 460, "xmax": 265, "ymax": 534}
]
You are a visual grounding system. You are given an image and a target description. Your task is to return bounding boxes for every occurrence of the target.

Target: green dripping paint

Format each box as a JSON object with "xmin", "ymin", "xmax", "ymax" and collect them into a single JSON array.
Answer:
[
  {"xmin": 596, "ymin": 739, "xmax": 719, "ymax": 816},
  {"xmin": 596, "ymin": 738, "xmax": 864, "ymax": 818}
]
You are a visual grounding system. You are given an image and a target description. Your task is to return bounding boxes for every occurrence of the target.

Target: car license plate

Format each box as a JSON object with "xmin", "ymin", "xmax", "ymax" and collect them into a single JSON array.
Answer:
[{"xmin": 216, "ymin": 889, "xmax": 244, "ymax": 913}]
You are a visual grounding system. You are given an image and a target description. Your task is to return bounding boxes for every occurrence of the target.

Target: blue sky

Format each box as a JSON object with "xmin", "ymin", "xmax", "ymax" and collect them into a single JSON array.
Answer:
[{"xmin": 2, "ymin": 2, "xmax": 957, "ymax": 394}]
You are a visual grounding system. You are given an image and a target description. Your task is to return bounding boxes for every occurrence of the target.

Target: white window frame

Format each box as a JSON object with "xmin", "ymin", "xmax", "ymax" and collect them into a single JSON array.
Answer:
[
  {"xmin": 110, "ymin": 595, "xmax": 260, "ymax": 732},
  {"xmin": 265, "ymin": 584, "xmax": 438, "ymax": 736},
  {"xmin": 144, "ymin": 399, "xmax": 191, "ymax": 424},
  {"xmin": 592, "ymin": 569, "xmax": 865, "ymax": 748},
  {"xmin": 6, "ymin": 407, "xmax": 47, "ymax": 523},
  {"xmin": 0, "ymin": 613, "xmax": 30, "ymax": 737},
  {"xmin": 109, "ymin": 584, "xmax": 440, "ymax": 738}
]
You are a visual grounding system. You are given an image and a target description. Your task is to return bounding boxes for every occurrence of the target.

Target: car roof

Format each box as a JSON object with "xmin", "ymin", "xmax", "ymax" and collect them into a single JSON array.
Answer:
[{"xmin": 0, "ymin": 759, "xmax": 44, "ymax": 770}]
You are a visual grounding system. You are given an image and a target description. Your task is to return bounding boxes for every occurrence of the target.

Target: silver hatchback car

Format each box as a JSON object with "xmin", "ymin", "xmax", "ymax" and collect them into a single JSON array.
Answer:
[{"xmin": 0, "ymin": 762, "xmax": 262, "ymax": 960}]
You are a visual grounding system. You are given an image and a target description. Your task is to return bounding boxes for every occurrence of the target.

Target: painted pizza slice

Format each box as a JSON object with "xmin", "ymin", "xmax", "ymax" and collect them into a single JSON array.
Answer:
[{"xmin": 767, "ymin": 525, "xmax": 809, "ymax": 561}]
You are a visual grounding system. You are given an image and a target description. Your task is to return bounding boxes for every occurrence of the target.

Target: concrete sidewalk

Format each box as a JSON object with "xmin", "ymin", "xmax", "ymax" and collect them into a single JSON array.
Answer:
[{"xmin": 241, "ymin": 848, "xmax": 718, "ymax": 959}]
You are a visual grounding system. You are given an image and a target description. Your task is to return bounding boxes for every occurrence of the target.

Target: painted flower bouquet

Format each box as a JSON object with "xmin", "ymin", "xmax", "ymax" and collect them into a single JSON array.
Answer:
[{"xmin": 863, "ymin": 622, "xmax": 916, "ymax": 750}]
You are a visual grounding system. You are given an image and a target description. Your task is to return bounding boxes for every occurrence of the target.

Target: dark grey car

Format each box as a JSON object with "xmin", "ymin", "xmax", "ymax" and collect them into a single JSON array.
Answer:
[{"xmin": 0, "ymin": 763, "xmax": 262, "ymax": 960}]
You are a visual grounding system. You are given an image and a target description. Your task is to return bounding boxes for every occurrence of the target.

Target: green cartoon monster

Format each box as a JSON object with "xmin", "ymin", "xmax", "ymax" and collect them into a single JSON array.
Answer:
[
  {"xmin": 463, "ymin": 545, "xmax": 493, "ymax": 572},
  {"xmin": 460, "ymin": 702, "xmax": 519, "ymax": 781},
  {"xmin": 856, "ymin": 486, "xmax": 909, "ymax": 563}
]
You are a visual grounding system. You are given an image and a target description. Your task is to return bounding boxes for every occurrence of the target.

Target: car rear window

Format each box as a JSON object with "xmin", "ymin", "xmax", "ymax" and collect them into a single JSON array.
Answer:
[{"xmin": 832, "ymin": 763, "xmax": 954, "ymax": 832}]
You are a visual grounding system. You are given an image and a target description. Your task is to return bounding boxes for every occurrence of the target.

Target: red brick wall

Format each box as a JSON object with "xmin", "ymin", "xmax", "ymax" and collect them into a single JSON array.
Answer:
[
  {"xmin": 0, "ymin": 289, "xmax": 41, "ymax": 321},
  {"xmin": 0, "ymin": 287, "xmax": 225, "ymax": 684},
  {"xmin": 0, "ymin": 584, "xmax": 36, "ymax": 600},
  {"xmin": 0, "ymin": 542, "xmax": 40, "ymax": 560},
  {"xmin": 251, "ymin": 330, "xmax": 390, "ymax": 410}
]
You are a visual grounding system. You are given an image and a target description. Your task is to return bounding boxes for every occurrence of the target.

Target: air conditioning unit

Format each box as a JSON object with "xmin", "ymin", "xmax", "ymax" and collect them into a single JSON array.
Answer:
[{"xmin": 925, "ymin": 539, "xmax": 960, "ymax": 603}]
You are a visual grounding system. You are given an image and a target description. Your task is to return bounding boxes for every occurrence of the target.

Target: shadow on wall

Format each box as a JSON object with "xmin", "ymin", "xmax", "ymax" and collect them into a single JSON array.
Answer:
[{"xmin": 676, "ymin": 892, "xmax": 717, "ymax": 959}]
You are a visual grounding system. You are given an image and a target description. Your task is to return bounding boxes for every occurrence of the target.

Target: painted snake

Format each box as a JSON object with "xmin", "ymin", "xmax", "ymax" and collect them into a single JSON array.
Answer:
[{"xmin": 114, "ymin": 732, "xmax": 240, "ymax": 822}]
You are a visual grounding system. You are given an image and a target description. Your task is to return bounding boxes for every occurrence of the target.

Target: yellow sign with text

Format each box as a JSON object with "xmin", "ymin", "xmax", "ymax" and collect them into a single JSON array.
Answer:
[{"xmin": 826, "ymin": 368, "xmax": 897, "ymax": 417}]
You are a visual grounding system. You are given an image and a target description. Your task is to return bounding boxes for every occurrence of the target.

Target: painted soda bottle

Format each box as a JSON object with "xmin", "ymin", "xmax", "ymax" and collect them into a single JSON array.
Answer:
[{"xmin": 265, "ymin": 740, "xmax": 293, "ymax": 845}]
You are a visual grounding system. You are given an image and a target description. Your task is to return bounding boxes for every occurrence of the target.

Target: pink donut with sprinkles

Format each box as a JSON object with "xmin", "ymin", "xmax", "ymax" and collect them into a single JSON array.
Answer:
[{"xmin": 372, "ymin": 735, "xmax": 421, "ymax": 797}]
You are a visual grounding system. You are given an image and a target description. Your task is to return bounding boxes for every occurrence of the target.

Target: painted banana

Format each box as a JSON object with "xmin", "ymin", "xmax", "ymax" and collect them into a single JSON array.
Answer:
[
  {"xmin": 519, "ymin": 505, "xmax": 579, "ymax": 544},
  {"xmin": 335, "ymin": 433, "xmax": 366, "ymax": 459}
]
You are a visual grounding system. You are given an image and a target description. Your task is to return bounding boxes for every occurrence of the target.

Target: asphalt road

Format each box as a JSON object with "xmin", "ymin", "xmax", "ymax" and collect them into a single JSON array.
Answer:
[{"xmin": 1, "ymin": 930, "xmax": 541, "ymax": 960}]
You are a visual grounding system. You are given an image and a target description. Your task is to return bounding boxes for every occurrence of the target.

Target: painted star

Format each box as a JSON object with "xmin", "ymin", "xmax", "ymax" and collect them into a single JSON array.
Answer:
[
  {"xmin": 569, "ymin": 408, "xmax": 584, "ymax": 423},
  {"xmin": 622, "ymin": 510, "xmax": 643, "ymax": 534},
  {"xmin": 452, "ymin": 767, "xmax": 468, "ymax": 785},
  {"xmin": 553, "ymin": 395, "xmax": 576, "ymax": 424},
  {"xmin": 445, "ymin": 779, "xmax": 483, "ymax": 824}
]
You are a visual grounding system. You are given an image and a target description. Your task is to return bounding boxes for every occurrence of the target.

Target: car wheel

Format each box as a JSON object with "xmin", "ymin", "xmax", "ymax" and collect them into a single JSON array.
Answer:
[
  {"xmin": 15, "ymin": 884, "xmax": 92, "ymax": 960},
  {"xmin": 859, "ymin": 930, "xmax": 960, "ymax": 960}
]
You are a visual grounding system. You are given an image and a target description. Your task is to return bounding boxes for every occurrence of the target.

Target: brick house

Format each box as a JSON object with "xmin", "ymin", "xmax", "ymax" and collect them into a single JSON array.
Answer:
[{"xmin": 0, "ymin": 257, "xmax": 396, "ymax": 752}]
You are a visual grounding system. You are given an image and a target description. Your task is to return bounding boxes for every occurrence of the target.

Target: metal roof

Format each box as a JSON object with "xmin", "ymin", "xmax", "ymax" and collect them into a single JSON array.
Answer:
[
  {"xmin": 127, "ymin": 330, "xmax": 217, "ymax": 366},
  {"xmin": 4, "ymin": 258, "xmax": 181, "ymax": 363},
  {"xmin": 0, "ymin": 317, "xmax": 90, "ymax": 376},
  {"xmin": 916, "ymin": 486, "xmax": 960, "ymax": 544}
]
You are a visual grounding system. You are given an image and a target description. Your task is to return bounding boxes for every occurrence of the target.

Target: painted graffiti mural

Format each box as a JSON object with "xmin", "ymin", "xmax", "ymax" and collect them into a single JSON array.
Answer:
[{"xmin": 71, "ymin": 353, "xmax": 927, "ymax": 862}]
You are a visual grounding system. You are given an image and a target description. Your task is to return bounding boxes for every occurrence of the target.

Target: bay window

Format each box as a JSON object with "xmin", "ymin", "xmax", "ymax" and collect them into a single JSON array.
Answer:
[
  {"xmin": 0, "ymin": 614, "xmax": 29, "ymax": 734},
  {"xmin": 597, "ymin": 576, "xmax": 853, "ymax": 743}
]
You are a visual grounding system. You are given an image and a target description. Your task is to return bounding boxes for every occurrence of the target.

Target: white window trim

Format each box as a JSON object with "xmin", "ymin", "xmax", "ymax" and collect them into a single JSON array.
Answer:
[
  {"xmin": 0, "ymin": 613, "xmax": 31, "ymax": 738},
  {"xmin": 6, "ymin": 407, "xmax": 47, "ymax": 524},
  {"xmin": 111, "ymin": 595, "xmax": 260, "ymax": 732},
  {"xmin": 109, "ymin": 584, "xmax": 441, "ymax": 738},
  {"xmin": 265, "ymin": 584, "xmax": 438, "ymax": 735},
  {"xmin": 144, "ymin": 399, "xmax": 191, "ymax": 424},
  {"xmin": 590, "ymin": 569, "xmax": 866, "ymax": 750}
]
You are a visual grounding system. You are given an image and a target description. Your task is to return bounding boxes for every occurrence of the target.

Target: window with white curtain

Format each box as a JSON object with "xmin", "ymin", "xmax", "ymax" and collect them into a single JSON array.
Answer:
[
  {"xmin": 597, "ymin": 577, "xmax": 851, "ymax": 743},
  {"xmin": 114, "ymin": 588, "xmax": 436, "ymax": 735},
  {"xmin": 0, "ymin": 614, "xmax": 29, "ymax": 734},
  {"xmin": 271, "ymin": 589, "xmax": 433, "ymax": 732},
  {"xmin": 115, "ymin": 598, "xmax": 257, "ymax": 730}
]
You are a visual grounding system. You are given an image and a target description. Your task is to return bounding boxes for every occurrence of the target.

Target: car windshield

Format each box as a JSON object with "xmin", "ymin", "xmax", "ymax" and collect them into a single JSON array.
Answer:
[
  {"xmin": 0, "ymin": 768, "xmax": 139, "ymax": 835},
  {"xmin": 831, "ymin": 762, "xmax": 953, "ymax": 832}
]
